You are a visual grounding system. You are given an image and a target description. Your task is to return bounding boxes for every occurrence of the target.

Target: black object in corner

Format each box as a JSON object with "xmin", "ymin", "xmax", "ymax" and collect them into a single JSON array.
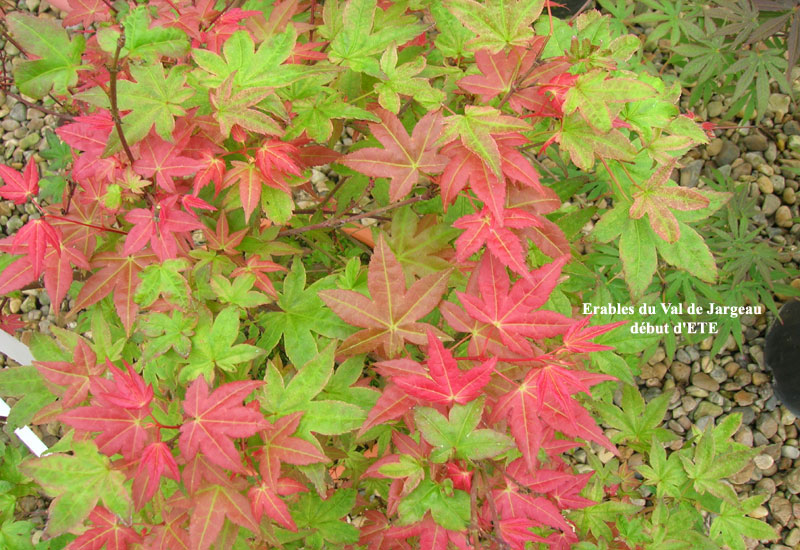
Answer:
[
  {"xmin": 765, "ymin": 299, "xmax": 800, "ymax": 417},
  {"xmin": 549, "ymin": 0, "xmax": 588, "ymax": 18}
]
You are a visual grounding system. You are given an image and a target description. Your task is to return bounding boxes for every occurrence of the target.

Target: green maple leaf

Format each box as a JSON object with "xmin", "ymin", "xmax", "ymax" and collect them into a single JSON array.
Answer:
[
  {"xmin": 256, "ymin": 261, "xmax": 352, "ymax": 367},
  {"xmin": 180, "ymin": 306, "xmax": 265, "ymax": 383},
  {"xmin": 292, "ymin": 489, "xmax": 359, "ymax": 548},
  {"xmin": 441, "ymin": 106, "xmax": 530, "ymax": 176},
  {"xmin": 19, "ymin": 442, "xmax": 131, "ymax": 536},
  {"xmin": 619, "ymin": 216, "xmax": 658, "ymax": 300},
  {"xmin": 286, "ymin": 90, "xmax": 379, "ymax": 141},
  {"xmin": 80, "ymin": 62, "xmax": 194, "ymax": 154},
  {"xmin": 135, "ymin": 258, "xmax": 190, "ymax": 308},
  {"xmin": 556, "ymin": 112, "xmax": 637, "ymax": 171},
  {"xmin": 592, "ymin": 384, "xmax": 676, "ymax": 453},
  {"xmin": 375, "ymin": 45, "xmax": 446, "ymax": 113},
  {"xmin": 710, "ymin": 495, "xmax": 778, "ymax": 550},
  {"xmin": 192, "ymin": 27, "xmax": 315, "ymax": 89},
  {"xmin": 97, "ymin": 6, "xmax": 189, "ymax": 60},
  {"xmin": 0, "ymin": 364, "xmax": 55, "ymax": 431},
  {"xmin": 210, "ymin": 74, "xmax": 282, "ymax": 137},
  {"xmin": 636, "ymin": 439, "xmax": 687, "ymax": 499},
  {"xmin": 629, "ymin": 160, "xmax": 709, "ymax": 243},
  {"xmin": 259, "ymin": 343, "xmax": 367, "ymax": 436},
  {"xmin": 386, "ymin": 206, "xmax": 459, "ymax": 283},
  {"xmin": 414, "ymin": 398, "xmax": 513, "ymax": 462},
  {"xmin": 210, "ymin": 273, "xmax": 271, "ymax": 309},
  {"xmin": 397, "ymin": 479, "xmax": 471, "ymax": 531},
  {"xmin": 327, "ymin": 0, "xmax": 425, "ymax": 76},
  {"xmin": 139, "ymin": 311, "xmax": 196, "ymax": 361},
  {"xmin": 445, "ymin": 0, "xmax": 545, "ymax": 52},
  {"xmin": 7, "ymin": 13, "xmax": 86, "ymax": 99},
  {"xmin": 563, "ymin": 71, "xmax": 654, "ymax": 133}
]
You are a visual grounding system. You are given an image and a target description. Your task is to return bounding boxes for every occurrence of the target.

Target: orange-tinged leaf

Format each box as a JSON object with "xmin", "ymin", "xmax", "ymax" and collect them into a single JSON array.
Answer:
[
  {"xmin": 320, "ymin": 235, "xmax": 451, "ymax": 358},
  {"xmin": 341, "ymin": 109, "xmax": 448, "ymax": 202}
]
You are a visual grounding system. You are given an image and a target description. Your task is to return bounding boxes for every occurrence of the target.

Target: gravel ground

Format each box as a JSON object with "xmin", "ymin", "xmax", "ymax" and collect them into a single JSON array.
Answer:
[{"xmin": 2, "ymin": 2, "xmax": 800, "ymax": 549}]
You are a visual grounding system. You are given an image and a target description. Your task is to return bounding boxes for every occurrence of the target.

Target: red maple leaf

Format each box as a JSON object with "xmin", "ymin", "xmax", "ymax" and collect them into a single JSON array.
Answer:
[
  {"xmin": 341, "ymin": 108, "xmax": 448, "ymax": 202},
  {"xmin": 453, "ymin": 206, "xmax": 540, "ymax": 279},
  {"xmin": 257, "ymin": 411, "xmax": 329, "ymax": 477},
  {"xmin": 12, "ymin": 218, "xmax": 61, "ymax": 278},
  {"xmin": 255, "ymin": 139, "xmax": 302, "ymax": 184},
  {"xmin": 34, "ymin": 338, "xmax": 102, "ymax": 410},
  {"xmin": 248, "ymin": 457, "xmax": 308, "ymax": 531},
  {"xmin": 95, "ymin": 359, "xmax": 154, "ymax": 410},
  {"xmin": 70, "ymin": 249, "xmax": 156, "ymax": 335},
  {"xmin": 68, "ymin": 506, "xmax": 142, "ymax": 550},
  {"xmin": 131, "ymin": 441, "xmax": 180, "ymax": 507},
  {"xmin": 59, "ymin": 368, "xmax": 157, "ymax": 459},
  {"xmin": 223, "ymin": 158, "xmax": 290, "ymax": 222},
  {"xmin": 230, "ymin": 255, "xmax": 286, "ymax": 298},
  {"xmin": 123, "ymin": 197, "xmax": 203, "ymax": 261},
  {"xmin": 143, "ymin": 506, "xmax": 190, "ymax": 550},
  {"xmin": 358, "ymin": 383, "xmax": 416, "ymax": 437},
  {"xmin": 178, "ymin": 378, "xmax": 267, "ymax": 472},
  {"xmin": 202, "ymin": 212, "xmax": 247, "ymax": 255},
  {"xmin": 133, "ymin": 132, "xmax": 205, "ymax": 193},
  {"xmin": 387, "ymin": 515, "xmax": 469, "ymax": 550},
  {"xmin": 64, "ymin": 0, "xmax": 112, "ymax": 28},
  {"xmin": 393, "ymin": 329, "xmax": 495, "ymax": 406},
  {"xmin": 190, "ymin": 473, "xmax": 260, "ymax": 550},
  {"xmin": 456, "ymin": 254, "xmax": 573, "ymax": 355},
  {"xmin": 558, "ymin": 315, "xmax": 628, "ymax": 355},
  {"xmin": 0, "ymin": 158, "xmax": 38, "ymax": 204},
  {"xmin": 319, "ymin": 234, "xmax": 451, "ymax": 358}
]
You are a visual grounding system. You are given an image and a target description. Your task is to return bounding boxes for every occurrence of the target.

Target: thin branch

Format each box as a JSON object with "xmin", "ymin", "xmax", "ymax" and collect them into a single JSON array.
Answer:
[
  {"xmin": 99, "ymin": 0, "xmax": 117, "ymax": 14},
  {"xmin": 0, "ymin": 25, "xmax": 25, "ymax": 57},
  {"xmin": 4, "ymin": 91, "xmax": 74, "ymax": 121},
  {"xmin": 568, "ymin": 0, "xmax": 594, "ymax": 23},
  {"xmin": 107, "ymin": 33, "xmax": 135, "ymax": 165},
  {"xmin": 277, "ymin": 195, "xmax": 427, "ymax": 237}
]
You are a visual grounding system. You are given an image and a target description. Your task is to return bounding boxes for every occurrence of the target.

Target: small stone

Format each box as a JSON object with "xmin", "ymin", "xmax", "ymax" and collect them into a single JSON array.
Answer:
[
  {"xmin": 707, "ymin": 138, "xmax": 723, "ymax": 157},
  {"xmin": 786, "ymin": 467, "xmax": 800, "ymax": 493},
  {"xmin": 757, "ymin": 414, "xmax": 779, "ymax": 438},
  {"xmin": 753, "ymin": 371, "xmax": 770, "ymax": 386},
  {"xmin": 785, "ymin": 528, "xmax": 800, "ymax": 548},
  {"xmin": 7, "ymin": 215, "xmax": 23, "ymax": 232},
  {"xmin": 8, "ymin": 298, "xmax": 21, "ymax": 314},
  {"xmin": 755, "ymin": 477, "xmax": 777, "ymax": 497},
  {"xmin": 694, "ymin": 401, "xmax": 723, "ymax": 419},
  {"xmin": 783, "ymin": 187, "xmax": 796, "ymax": 205},
  {"xmin": 781, "ymin": 408, "xmax": 796, "ymax": 425},
  {"xmin": 758, "ymin": 175, "xmax": 774, "ymax": 194},
  {"xmin": 670, "ymin": 361, "xmax": 691, "ymax": 384},
  {"xmin": 766, "ymin": 141, "xmax": 778, "ymax": 162},
  {"xmin": 744, "ymin": 132, "xmax": 768, "ymax": 151},
  {"xmin": 776, "ymin": 205, "xmax": 793, "ymax": 228},
  {"xmin": 20, "ymin": 295, "xmax": 37, "ymax": 314},
  {"xmin": 772, "ymin": 175, "xmax": 787, "ymax": 194},
  {"xmin": 730, "ymin": 461, "xmax": 755, "ymax": 484},
  {"xmin": 754, "ymin": 454, "xmax": 775, "ymax": 469},
  {"xmin": 735, "ymin": 425, "xmax": 754, "ymax": 446},
  {"xmin": 19, "ymin": 133, "xmax": 40, "ymax": 151},
  {"xmin": 763, "ymin": 194, "xmax": 782, "ymax": 216},
  {"xmin": 1, "ymin": 119, "xmax": 20, "ymax": 132},
  {"xmin": 769, "ymin": 93, "xmax": 791, "ymax": 120},
  {"xmin": 715, "ymin": 140, "xmax": 740, "ymax": 166},
  {"xmin": 691, "ymin": 372, "xmax": 720, "ymax": 392},
  {"xmin": 769, "ymin": 495, "xmax": 793, "ymax": 526},
  {"xmin": 734, "ymin": 390, "xmax": 756, "ymax": 406},
  {"xmin": 676, "ymin": 348, "xmax": 691, "ymax": 364},
  {"xmin": 680, "ymin": 159, "xmax": 704, "ymax": 188},
  {"xmin": 748, "ymin": 505, "xmax": 769, "ymax": 519},
  {"xmin": 785, "ymin": 119, "xmax": 800, "ymax": 136},
  {"xmin": 789, "ymin": 134, "xmax": 800, "ymax": 153},
  {"xmin": 9, "ymin": 102, "xmax": 27, "ymax": 122},
  {"xmin": 707, "ymin": 101, "xmax": 724, "ymax": 118},
  {"xmin": 731, "ymin": 406, "xmax": 756, "ymax": 425},
  {"xmin": 686, "ymin": 386, "xmax": 709, "ymax": 398},
  {"xmin": 781, "ymin": 445, "xmax": 800, "ymax": 459}
]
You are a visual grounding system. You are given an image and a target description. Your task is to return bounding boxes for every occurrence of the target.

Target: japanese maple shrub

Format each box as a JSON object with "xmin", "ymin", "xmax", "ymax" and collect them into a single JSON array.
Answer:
[{"xmin": 0, "ymin": 1, "xmax": 761, "ymax": 550}]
